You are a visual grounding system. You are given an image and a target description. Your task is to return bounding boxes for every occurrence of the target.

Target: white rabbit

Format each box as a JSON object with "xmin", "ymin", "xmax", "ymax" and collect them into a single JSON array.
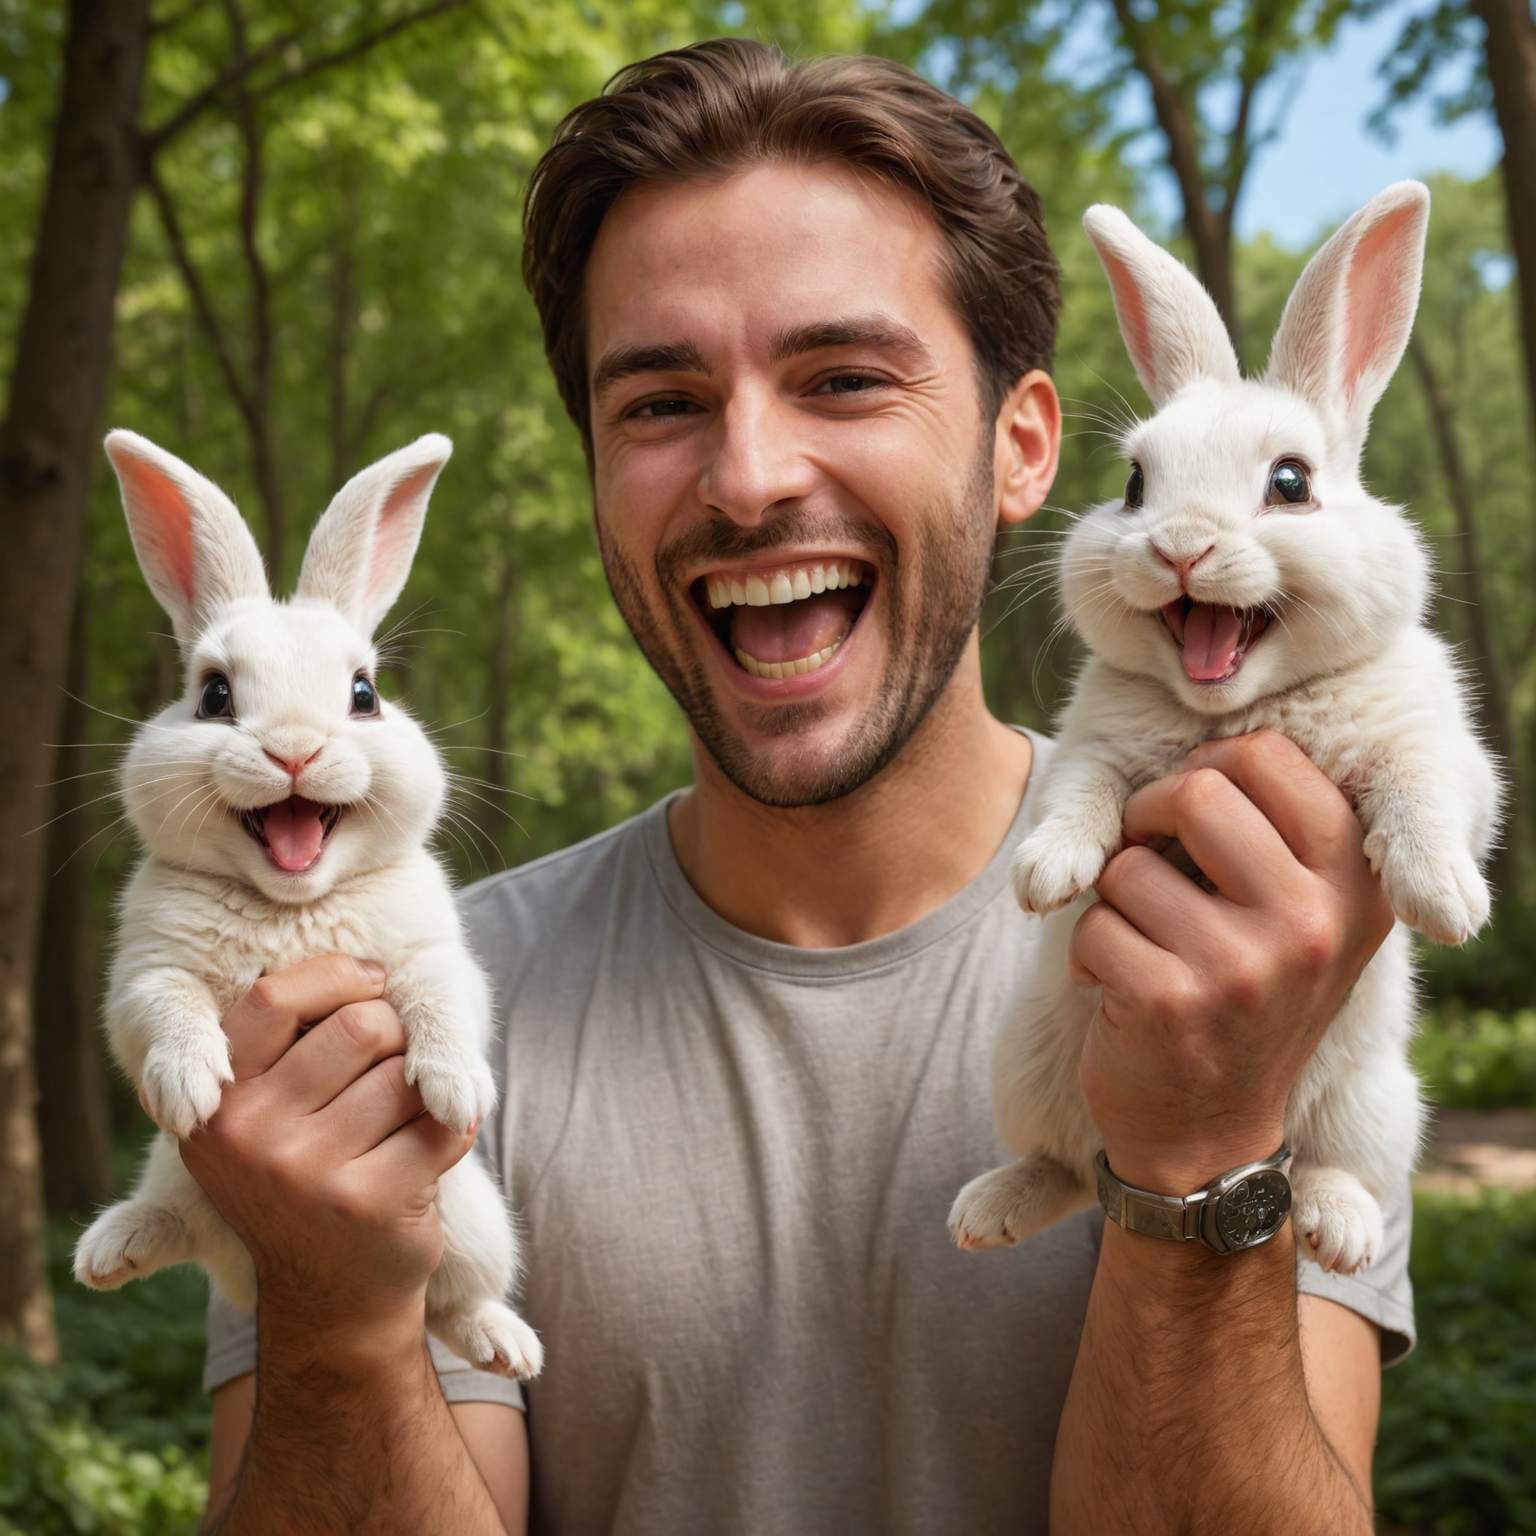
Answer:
[
  {"xmin": 949, "ymin": 182, "xmax": 1501, "ymax": 1273},
  {"xmin": 73, "ymin": 431, "xmax": 542, "ymax": 1378}
]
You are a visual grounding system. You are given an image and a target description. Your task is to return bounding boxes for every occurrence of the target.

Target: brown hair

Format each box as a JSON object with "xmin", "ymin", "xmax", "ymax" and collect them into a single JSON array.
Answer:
[{"xmin": 522, "ymin": 39, "xmax": 1061, "ymax": 453}]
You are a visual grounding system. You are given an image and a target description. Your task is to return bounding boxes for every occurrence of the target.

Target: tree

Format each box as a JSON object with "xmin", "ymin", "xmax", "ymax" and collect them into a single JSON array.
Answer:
[
  {"xmin": 0, "ymin": 0, "xmax": 150, "ymax": 1363},
  {"xmin": 884, "ymin": 0, "xmax": 1348, "ymax": 356}
]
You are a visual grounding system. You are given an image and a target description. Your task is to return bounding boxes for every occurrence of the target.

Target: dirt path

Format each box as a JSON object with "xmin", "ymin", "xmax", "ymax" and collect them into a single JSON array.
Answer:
[{"xmin": 1415, "ymin": 1106, "xmax": 1536, "ymax": 1194}]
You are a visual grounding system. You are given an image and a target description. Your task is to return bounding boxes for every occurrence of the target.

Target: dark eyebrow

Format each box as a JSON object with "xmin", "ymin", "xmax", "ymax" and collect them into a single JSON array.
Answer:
[
  {"xmin": 590, "ymin": 341, "xmax": 710, "ymax": 399},
  {"xmin": 767, "ymin": 315, "xmax": 934, "ymax": 368}
]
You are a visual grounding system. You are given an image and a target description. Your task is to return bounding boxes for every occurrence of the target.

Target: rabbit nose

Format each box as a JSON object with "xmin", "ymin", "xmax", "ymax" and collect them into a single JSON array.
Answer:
[
  {"xmin": 265, "ymin": 747, "xmax": 322, "ymax": 779},
  {"xmin": 1151, "ymin": 542, "xmax": 1215, "ymax": 586}
]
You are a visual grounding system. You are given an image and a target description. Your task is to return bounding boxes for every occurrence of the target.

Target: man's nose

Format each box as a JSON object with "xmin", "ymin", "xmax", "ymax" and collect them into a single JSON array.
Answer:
[{"xmin": 696, "ymin": 385, "xmax": 819, "ymax": 526}]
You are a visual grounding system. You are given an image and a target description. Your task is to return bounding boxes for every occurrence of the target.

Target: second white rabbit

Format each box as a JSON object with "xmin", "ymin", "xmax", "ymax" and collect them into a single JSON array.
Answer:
[{"xmin": 949, "ymin": 182, "xmax": 1500, "ymax": 1273}]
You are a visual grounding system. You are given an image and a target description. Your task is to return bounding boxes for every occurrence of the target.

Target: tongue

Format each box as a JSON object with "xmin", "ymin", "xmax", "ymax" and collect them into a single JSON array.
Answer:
[
  {"xmin": 1180, "ymin": 603, "xmax": 1245, "ymax": 681},
  {"xmin": 263, "ymin": 796, "xmax": 328, "ymax": 872},
  {"xmin": 730, "ymin": 589, "xmax": 860, "ymax": 664}
]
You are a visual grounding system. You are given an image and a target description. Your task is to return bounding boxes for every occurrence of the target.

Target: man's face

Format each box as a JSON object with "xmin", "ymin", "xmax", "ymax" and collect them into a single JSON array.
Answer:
[{"xmin": 585, "ymin": 162, "xmax": 1004, "ymax": 806}]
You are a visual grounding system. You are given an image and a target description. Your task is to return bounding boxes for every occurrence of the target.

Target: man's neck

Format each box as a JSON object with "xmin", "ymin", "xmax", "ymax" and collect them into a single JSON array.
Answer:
[{"xmin": 666, "ymin": 640, "xmax": 1032, "ymax": 948}]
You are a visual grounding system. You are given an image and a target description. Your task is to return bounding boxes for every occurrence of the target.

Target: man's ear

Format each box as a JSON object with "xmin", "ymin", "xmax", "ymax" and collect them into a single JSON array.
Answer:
[{"xmin": 995, "ymin": 370, "xmax": 1061, "ymax": 526}]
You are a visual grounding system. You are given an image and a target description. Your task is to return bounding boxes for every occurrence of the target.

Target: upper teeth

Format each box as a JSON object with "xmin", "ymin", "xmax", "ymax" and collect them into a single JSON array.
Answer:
[{"xmin": 707, "ymin": 560, "xmax": 865, "ymax": 610}]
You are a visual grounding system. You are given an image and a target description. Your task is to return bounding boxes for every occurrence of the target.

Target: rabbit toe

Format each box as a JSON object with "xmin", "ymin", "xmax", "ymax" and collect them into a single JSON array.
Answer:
[
  {"xmin": 1012, "ymin": 831, "xmax": 1107, "ymax": 915},
  {"xmin": 407, "ymin": 1048, "xmax": 496, "ymax": 1134},
  {"xmin": 74, "ymin": 1201, "xmax": 189, "ymax": 1291},
  {"xmin": 1292, "ymin": 1167, "xmax": 1382, "ymax": 1274},
  {"xmin": 439, "ymin": 1302, "xmax": 544, "ymax": 1379},
  {"xmin": 142, "ymin": 1038, "xmax": 233, "ymax": 1139},
  {"xmin": 1378, "ymin": 843, "xmax": 1490, "ymax": 945}
]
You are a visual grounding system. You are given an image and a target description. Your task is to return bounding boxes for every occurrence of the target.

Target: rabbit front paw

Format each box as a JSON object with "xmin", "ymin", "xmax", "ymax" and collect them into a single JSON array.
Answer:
[
  {"xmin": 1367, "ymin": 831, "xmax": 1490, "ymax": 945},
  {"xmin": 1292, "ymin": 1166, "xmax": 1383, "ymax": 1274},
  {"xmin": 436, "ymin": 1301, "xmax": 544, "ymax": 1379},
  {"xmin": 1012, "ymin": 825, "xmax": 1111, "ymax": 915},
  {"xmin": 141, "ymin": 1036, "xmax": 233, "ymax": 1139},
  {"xmin": 406, "ymin": 1043, "xmax": 496, "ymax": 1134}
]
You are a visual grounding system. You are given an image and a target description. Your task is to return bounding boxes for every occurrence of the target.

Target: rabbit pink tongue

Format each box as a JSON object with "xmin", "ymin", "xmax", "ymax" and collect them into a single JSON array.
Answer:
[
  {"xmin": 263, "ymin": 797, "xmax": 327, "ymax": 872},
  {"xmin": 1181, "ymin": 602, "xmax": 1244, "ymax": 681}
]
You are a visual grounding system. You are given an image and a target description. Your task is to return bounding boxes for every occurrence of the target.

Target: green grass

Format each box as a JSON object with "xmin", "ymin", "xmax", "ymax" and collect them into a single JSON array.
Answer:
[{"xmin": 1376, "ymin": 1191, "xmax": 1536, "ymax": 1535}]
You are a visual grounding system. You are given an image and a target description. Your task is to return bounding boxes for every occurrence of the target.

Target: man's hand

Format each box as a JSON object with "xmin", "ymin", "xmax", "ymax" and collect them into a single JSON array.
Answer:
[
  {"xmin": 179, "ymin": 953, "xmax": 478, "ymax": 1349},
  {"xmin": 1069, "ymin": 729, "xmax": 1394, "ymax": 1192}
]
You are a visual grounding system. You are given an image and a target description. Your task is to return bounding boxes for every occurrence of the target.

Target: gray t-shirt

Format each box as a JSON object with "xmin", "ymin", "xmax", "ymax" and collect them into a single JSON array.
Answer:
[{"xmin": 205, "ymin": 733, "xmax": 1415, "ymax": 1534}]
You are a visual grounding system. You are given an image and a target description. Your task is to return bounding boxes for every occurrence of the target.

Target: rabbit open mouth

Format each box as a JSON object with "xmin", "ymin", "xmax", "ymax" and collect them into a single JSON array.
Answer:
[
  {"xmin": 1160, "ymin": 599, "xmax": 1271, "ymax": 684},
  {"xmin": 239, "ymin": 796, "xmax": 344, "ymax": 874}
]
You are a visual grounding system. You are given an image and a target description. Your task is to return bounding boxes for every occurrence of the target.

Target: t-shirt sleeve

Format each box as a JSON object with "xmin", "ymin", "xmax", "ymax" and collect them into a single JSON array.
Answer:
[
  {"xmin": 202, "ymin": 1291, "xmax": 526, "ymax": 1409},
  {"xmin": 1293, "ymin": 1173, "xmax": 1415, "ymax": 1365}
]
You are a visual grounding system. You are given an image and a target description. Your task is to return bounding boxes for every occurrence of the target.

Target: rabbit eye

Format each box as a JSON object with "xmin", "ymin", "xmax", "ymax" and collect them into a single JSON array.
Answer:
[
  {"xmin": 1124, "ymin": 462, "xmax": 1145, "ymax": 509},
  {"xmin": 351, "ymin": 674, "xmax": 378, "ymax": 716},
  {"xmin": 1267, "ymin": 461, "xmax": 1311, "ymax": 506},
  {"xmin": 197, "ymin": 673, "xmax": 234, "ymax": 720}
]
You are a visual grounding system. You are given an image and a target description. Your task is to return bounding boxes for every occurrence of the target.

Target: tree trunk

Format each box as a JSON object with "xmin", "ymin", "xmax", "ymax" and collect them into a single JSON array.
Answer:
[
  {"xmin": 0, "ymin": 0, "xmax": 149, "ymax": 1361},
  {"xmin": 1474, "ymin": 0, "xmax": 1536, "ymax": 450},
  {"xmin": 1108, "ymin": 0, "xmax": 1239, "ymax": 348},
  {"xmin": 34, "ymin": 600, "xmax": 114, "ymax": 1214}
]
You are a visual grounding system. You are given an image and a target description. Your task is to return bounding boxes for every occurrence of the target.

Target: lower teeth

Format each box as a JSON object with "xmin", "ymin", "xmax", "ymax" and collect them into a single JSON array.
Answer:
[{"xmin": 735, "ymin": 639, "xmax": 842, "ymax": 680}]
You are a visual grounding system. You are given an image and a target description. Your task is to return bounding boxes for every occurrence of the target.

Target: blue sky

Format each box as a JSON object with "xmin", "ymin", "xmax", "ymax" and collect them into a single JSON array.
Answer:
[{"xmin": 1145, "ymin": 7, "xmax": 1501, "ymax": 246}]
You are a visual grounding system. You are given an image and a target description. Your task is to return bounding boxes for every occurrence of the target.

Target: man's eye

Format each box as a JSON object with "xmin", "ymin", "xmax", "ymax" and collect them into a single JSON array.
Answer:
[
  {"xmin": 822, "ymin": 374, "xmax": 883, "ymax": 394},
  {"xmin": 631, "ymin": 398, "xmax": 696, "ymax": 418}
]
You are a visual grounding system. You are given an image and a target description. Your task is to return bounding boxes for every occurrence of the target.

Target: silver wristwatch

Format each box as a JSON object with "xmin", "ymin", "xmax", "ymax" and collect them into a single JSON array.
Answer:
[{"xmin": 1094, "ymin": 1144, "xmax": 1292, "ymax": 1255}]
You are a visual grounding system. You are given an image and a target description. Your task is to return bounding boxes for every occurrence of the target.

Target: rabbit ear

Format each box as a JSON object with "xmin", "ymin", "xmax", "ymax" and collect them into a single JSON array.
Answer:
[
  {"xmin": 1083, "ymin": 204, "xmax": 1240, "ymax": 407},
  {"xmin": 104, "ymin": 430, "xmax": 269, "ymax": 645},
  {"xmin": 1265, "ymin": 181, "xmax": 1429, "ymax": 446},
  {"xmin": 296, "ymin": 434, "xmax": 451, "ymax": 638}
]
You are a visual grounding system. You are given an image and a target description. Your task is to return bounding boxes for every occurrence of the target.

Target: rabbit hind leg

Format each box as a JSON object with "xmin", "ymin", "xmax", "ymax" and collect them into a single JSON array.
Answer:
[
  {"xmin": 948, "ymin": 1154, "xmax": 1094, "ymax": 1252},
  {"xmin": 427, "ymin": 1155, "xmax": 543, "ymax": 1380}
]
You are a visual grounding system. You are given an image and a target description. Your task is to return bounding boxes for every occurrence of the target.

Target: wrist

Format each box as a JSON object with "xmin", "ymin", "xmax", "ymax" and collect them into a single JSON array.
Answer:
[
  {"xmin": 255, "ymin": 1282, "xmax": 430, "ymax": 1376},
  {"xmin": 1101, "ymin": 1120, "xmax": 1287, "ymax": 1195}
]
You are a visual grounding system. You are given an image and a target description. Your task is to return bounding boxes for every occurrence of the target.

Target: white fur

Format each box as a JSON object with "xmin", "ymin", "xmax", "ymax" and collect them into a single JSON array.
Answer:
[
  {"xmin": 74, "ymin": 432, "xmax": 541, "ymax": 1379},
  {"xmin": 951, "ymin": 183, "xmax": 1502, "ymax": 1272}
]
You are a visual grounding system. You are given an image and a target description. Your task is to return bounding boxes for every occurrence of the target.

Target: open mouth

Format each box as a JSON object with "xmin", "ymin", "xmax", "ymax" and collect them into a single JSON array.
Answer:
[
  {"xmin": 1160, "ymin": 598, "xmax": 1271, "ymax": 685},
  {"xmin": 696, "ymin": 557, "xmax": 872, "ymax": 680},
  {"xmin": 239, "ymin": 795, "xmax": 344, "ymax": 874}
]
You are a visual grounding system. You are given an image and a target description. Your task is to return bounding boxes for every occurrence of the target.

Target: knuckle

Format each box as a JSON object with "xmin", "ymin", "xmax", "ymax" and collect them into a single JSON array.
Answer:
[
  {"xmin": 1176, "ymin": 768, "xmax": 1229, "ymax": 816},
  {"xmin": 244, "ymin": 975, "xmax": 281, "ymax": 1017},
  {"xmin": 1289, "ymin": 909, "xmax": 1340, "ymax": 972},
  {"xmin": 332, "ymin": 1000, "xmax": 388, "ymax": 1052}
]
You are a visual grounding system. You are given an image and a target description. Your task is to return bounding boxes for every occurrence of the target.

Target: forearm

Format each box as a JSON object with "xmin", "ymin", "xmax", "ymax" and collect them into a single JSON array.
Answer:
[
  {"xmin": 214, "ymin": 1304, "xmax": 505, "ymax": 1536},
  {"xmin": 1051, "ymin": 1224, "xmax": 1371, "ymax": 1534}
]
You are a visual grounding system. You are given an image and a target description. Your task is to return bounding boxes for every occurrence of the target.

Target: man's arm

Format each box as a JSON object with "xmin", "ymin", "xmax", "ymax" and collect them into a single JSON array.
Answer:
[
  {"xmin": 1051, "ymin": 733, "xmax": 1397, "ymax": 1534},
  {"xmin": 204, "ymin": 1379, "xmax": 529, "ymax": 1533},
  {"xmin": 179, "ymin": 955, "xmax": 520, "ymax": 1535}
]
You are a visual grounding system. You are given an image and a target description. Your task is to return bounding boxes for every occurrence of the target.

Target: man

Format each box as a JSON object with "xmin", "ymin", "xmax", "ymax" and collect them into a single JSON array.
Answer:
[{"xmin": 191, "ymin": 40, "xmax": 1409, "ymax": 1534}]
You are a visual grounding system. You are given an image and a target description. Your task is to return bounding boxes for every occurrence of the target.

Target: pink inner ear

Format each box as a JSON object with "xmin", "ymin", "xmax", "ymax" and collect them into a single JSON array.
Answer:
[
  {"xmin": 365, "ymin": 463, "xmax": 435, "ymax": 604},
  {"xmin": 1098, "ymin": 246, "xmax": 1157, "ymax": 398},
  {"xmin": 1342, "ymin": 204, "xmax": 1417, "ymax": 410},
  {"xmin": 126, "ymin": 460, "xmax": 197, "ymax": 605}
]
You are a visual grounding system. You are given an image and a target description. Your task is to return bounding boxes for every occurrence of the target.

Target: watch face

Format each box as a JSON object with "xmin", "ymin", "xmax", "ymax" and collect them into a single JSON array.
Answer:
[{"xmin": 1214, "ymin": 1170, "xmax": 1291, "ymax": 1249}]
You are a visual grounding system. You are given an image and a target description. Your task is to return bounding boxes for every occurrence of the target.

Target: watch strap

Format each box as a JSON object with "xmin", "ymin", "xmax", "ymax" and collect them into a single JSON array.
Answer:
[{"xmin": 1094, "ymin": 1144, "xmax": 1292, "ymax": 1253}]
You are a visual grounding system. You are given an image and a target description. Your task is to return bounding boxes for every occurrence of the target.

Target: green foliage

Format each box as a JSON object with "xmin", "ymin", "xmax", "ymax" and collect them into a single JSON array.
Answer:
[
  {"xmin": 1418, "ymin": 900, "xmax": 1536, "ymax": 1015},
  {"xmin": 0, "ymin": 1353, "xmax": 205, "ymax": 1536},
  {"xmin": 1377, "ymin": 1192, "xmax": 1536, "ymax": 1535},
  {"xmin": 1414, "ymin": 1009, "xmax": 1536, "ymax": 1110}
]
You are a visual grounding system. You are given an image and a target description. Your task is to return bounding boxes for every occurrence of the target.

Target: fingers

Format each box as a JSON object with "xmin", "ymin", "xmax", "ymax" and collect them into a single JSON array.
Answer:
[
  {"xmin": 313, "ymin": 1053, "xmax": 429, "ymax": 1160},
  {"xmin": 224, "ymin": 954, "xmax": 387, "ymax": 1078},
  {"xmin": 1120, "ymin": 766, "xmax": 1295, "ymax": 908},
  {"xmin": 1181, "ymin": 732, "xmax": 1362, "ymax": 874},
  {"xmin": 1094, "ymin": 844, "xmax": 1218, "ymax": 959},
  {"xmin": 1068, "ymin": 896, "xmax": 1189, "ymax": 1003},
  {"xmin": 361, "ymin": 1109, "xmax": 478, "ymax": 1190},
  {"xmin": 267, "ymin": 998, "xmax": 408, "ymax": 1116}
]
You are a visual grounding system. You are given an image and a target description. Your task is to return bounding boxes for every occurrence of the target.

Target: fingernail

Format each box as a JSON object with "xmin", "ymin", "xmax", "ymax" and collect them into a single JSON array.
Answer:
[{"xmin": 359, "ymin": 959, "xmax": 386, "ymax": 984}]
